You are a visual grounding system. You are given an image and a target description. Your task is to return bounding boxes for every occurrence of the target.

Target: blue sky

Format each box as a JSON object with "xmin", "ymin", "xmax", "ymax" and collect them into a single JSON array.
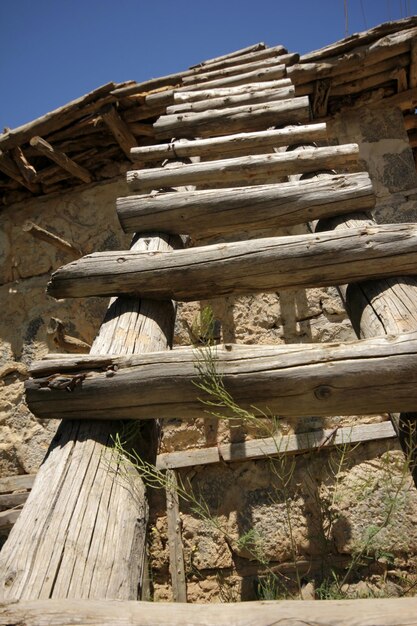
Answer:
[{"xmin": 1, "ymin": 0, "xmax": 416, "ymax": 130}]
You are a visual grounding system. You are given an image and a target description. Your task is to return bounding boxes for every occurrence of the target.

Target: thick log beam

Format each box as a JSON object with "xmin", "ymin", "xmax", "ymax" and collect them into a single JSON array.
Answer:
[
  {"xmin": 166, "ymin": 85, "xmax": 295, "ymax": 114},
  {"xmin": 0, "ymin": 234, "xmax": 178, "ymax": 602},
  {"xmin": 48, "ymin": 224, "xmax": 417, "ymax": 301},
  {"xmin": 172, "ymin": 79, "xmax": 292, "ymax": 103},
  {"xmin": 25, "ymin": 332, "xmax": 417, "ymax": 421},
  {"xmin": 189, "ymin": 44, "xmax": 287, "ymax": 72},
  {"xmin": 190, "ymin": 42, "xmax": 267, "ymax": 68},
  {"xmin": 127, "ymin": 144, "xmax": 359, "ymax": 192},
  {"xmin": 153, "ymin": 96, "xmax": 309, "ymax": 139},
  {"xmin": 1, "ymin": 597, "xmax": 416, "ymax": 626},
  {"xmin": 118, "ymin": 172, "xmax": 375, "ymax": 237},
  {"xmin": 182, "ymin": 54, "xmax": 299, "ymax": 86},
  {"xmin": 30, "ymin": 136, "xmax": 92, "ymax": 184},
  {"xmin": 177, "ymin": 66, "xmax": 288, "ymax": 93},
  {"xmin": 130, "ymin": 123, "xmax": 327, "ymax": 162}
]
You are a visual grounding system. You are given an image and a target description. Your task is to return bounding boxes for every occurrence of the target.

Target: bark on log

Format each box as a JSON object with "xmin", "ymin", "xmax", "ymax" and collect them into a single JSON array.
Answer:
[
  {"xmin": 182, "ymin": 54, "xmax": 299, "ymax": 86},
  {"xmin": 127, "ymin": 144, "xmax": 359, "ymax": 192},
  {"xmin": 153, "ymin": 96, "xmax": 310, "ymax": 140},
  {"xmin": 0, "ymin": 234, "xmax": 178, "ymax": 602},
  {"xmin": 166, "ymin": 86, "xmax": 295, "ymax": 114},
  {"xmin": 190, "ymin": 44, "xmax": 286, "ymax": 72},
  {"xmin": 30, "ymin": 136, "xmax": 92, "ymax": 184},
  {"xmin": 47, "ymin": 224, "xmax": 417, "ymax": 301},
  {"xmin": 25, "ymin": 332, "xmax": 417, "ymax": 421},
  {"xmin": 1, "ymin": 597, "xmax": 417, "ymax": 626},
  {"xmin": 117, "ymin": 172, "xmax": 375, "ymax": 237},
  {"xmin": 130, "ymin": 123, "xmax": 327, "ymax": 162}
]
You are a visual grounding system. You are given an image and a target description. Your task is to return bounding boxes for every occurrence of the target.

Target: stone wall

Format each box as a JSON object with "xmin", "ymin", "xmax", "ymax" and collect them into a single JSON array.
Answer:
[{"xmin": 1, "ymin": 104, "xmax": 417, "ymax": 601}]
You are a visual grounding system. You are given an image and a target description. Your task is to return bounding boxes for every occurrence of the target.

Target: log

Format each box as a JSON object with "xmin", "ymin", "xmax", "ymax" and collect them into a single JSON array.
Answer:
[
  {"xmin": 0, "ymin": 150, "xmax": 40, "ymax": 193},
  {"xmin": 117, "ymin": 172, "xmax": 375, "ymax": 238},
  {"xmin": 172, "ymin": 79, "xmax": 292, "ymax": 103},
  {"xmin": 189, "ymin": 44, "xmax": 287, "ymax": 72},
  {"xmin": 100, "ymin": 105, "xmax": 138, "ymax": 160},
  {"xmin": 0, "ymin": 234, "xmax": 179, "ymax": 602},
  {"xmin": 47, "ymin": 224, "xmax": 417, "ymax": 301},
  {"xmin": 29, "ymin": 136, "xmax": 92, "ymax": 184},
  {"xmin": 177, "ymin": 65, "xmax": 288, "ymax": 93},
  {"xmin": 153, "ymin": 96, "xmax": 309, "ymax": 140},
  {"xmin": 127, "ymin": 144, "xmax": 359, "ymax": 192},
  {"xmin": 182, "ymin": 54, "xmax": 299, "ymax": 86},
  {"xmin": 130, "ymin": 123, "xmax": 327, "ymax": 162},
  {"xmin": 410, "ymin": 39, "xmax": 417, "ymax": 88},
  {"xmin": 12, "ymin": 146, "xmax": 37, "ymax": 183},
  {"xmin": 0, "ymin": 83, "xmax": 116, "ymax": 151},
  {"xmin": 25, "ymin": 332, "xmax": 417, "ymax": 421},
  {"xmin": 0, "ymin": 510, "xmax": 20, "ymax": 533},
  {"xmin": 189, "ymin": 42, "xmax": 267, "ymax": 68},
  {"xmin": 365, "ymin": 85, "xmax": 417, "ymax": 110},
  {"xmin": 0, "ymin": 492, "xmax": 28, "ymax": 512},
  {"xmin": 301, "ymin": 15, "xmax": 417, "ymax": 61},
  {"xmin": 289, "ymin": 27, "xmax": 417, "ymax": 86},
  {"xmin": 166, "ymin": 86, "xmax": 295, "ymax": 114},
  {"xmin": 1, "ymin": 597, "xmax": 417, "ymax": 626},
  {"xmin": 23, "ymin": 222, "xmax": 81, "ymax": 258},
  {"xmin": 0, "ymin": 474, "xmax": 35, "ymax": 494},
  {"xmin": 329, "ymin": 64, "xmax": 409, "ymax": 97},
  {"xmin": 156, "ymin": 422, "xmax": 396, "ymax": 469}
]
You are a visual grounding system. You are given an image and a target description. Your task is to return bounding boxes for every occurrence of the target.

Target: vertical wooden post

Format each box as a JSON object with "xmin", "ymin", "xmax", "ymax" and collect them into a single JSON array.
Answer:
[{"xmin": 166, "ymin": 469, "xmax": 187, "ymax": 602}]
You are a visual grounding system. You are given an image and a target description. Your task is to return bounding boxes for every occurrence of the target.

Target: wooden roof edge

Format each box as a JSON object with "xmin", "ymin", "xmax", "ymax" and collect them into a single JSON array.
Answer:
[{"xmin": 300, "ymin": 15, "xmax": 417, "ymax": 63}]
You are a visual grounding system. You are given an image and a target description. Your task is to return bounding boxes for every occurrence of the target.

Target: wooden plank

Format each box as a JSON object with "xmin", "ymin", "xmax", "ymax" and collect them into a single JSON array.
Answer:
[
  {"xmin": 0, "ymin": 474, "xmax": 35, "ymax": 494},
  {"xmin": 166, "ymin": 469, "xmax": 187, "ymax": 602},
  {"xmin": 166, "ymin": 85, "xmax": 295, "ymax": 114},
  {"xmin": 0, "ymin": 492, "xmax": 29, "ymax": 512},
  {"xmin": 47, "ymin": 223, "xmax": 417, "ymax": 302},
  {"xmin": 0, "ymin": 83, "xmax": 116, "ymax": 151},
  {"xmin": 301, "ymin": 15, "xmax": 417, "ymax": 61},
  {"xmin": 177, "ymin": 65, "xmax": 288, "ymax": 93},
  {"xmin": 182, "ymin": 54, "xmax": 299, "ymax": 86},
  {"xmin": 25, "ymin": 332, "xmax": 417, "ymax": 421},
  {"xmin": 153, "ymin": 96, "xmax": 309, "ymax": 140},
  {"xmin": 127, "ymin": 144, "xmax": 358, "ymax": 192},
  {"xmin": 100, "ymin": 105, "xmax": 138, "ymax": 160},
  {"xmin": 189, "ymin": 44, "xmax": 287, "ymax": 72},
  {"xmin": 130, "ymin": 123, "xmax": 327, "ymax": 162},
  {"xmin": 410, "ymin": 39, "xmax": 417, "ymax": 88},
  {"xmin": 29, "ymin": 136, "xmax": 92, "ymax": 184},
  {"xmin": 117, "ymin": 172, "xmax": 375, "ymax": 237},
  {"xmin": 0, "ymin": 233, "xmax": 179, "ymax": 602},
  {"xmin": 1, "ymin": 597, "xmax": 417, "ymax": 626},
  {"xmin": 156, "ymin": 422, "xmax": 396, "ymax": 469}
]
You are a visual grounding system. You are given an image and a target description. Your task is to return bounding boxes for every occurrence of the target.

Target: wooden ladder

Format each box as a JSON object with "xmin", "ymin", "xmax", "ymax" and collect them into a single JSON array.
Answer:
[{"xmin": 2, "ymin": 42, "xmax": 417, "ymax": 623}]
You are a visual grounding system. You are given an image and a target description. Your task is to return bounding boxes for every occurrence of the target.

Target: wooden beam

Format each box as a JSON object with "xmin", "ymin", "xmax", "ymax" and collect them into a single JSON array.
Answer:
[
  {"xmin": 0, "ymin": 492, "xmax": 28, "ymax": 512},
  {"xmin": 12, "ymin": 146, "xmax": 37, "ymax": 183},
  {"xmin": 1, "ymin": 597, "xmax": 417, "ymax": 625},
  {"xmin": 166, "ymin": 85, "xmax": 295, "ymax": 114},
  {"xmin": 0, "ymin": 474, "xmax": 35, "ymax": 494},
  {"xmin": 189, "ymin": 42, "xmax": 267, "ymax": 68},
  {"xmin": 0, "ymin": 234, "xmax": 179, "ymax": 602},
  {"xmin": 166, "ymin": 469, "xmax": 187, "ymax": 602},
  {"xmin": 100, "ymin": 105, "xmax": 138, "ymax": 160},
  {"xmin": 25, "ymin": 332, "xmax": 417, "ymax": 421},
  {"xmin": 29, "ymin": 136, "xmax": 92, "ymax": 184},
  {"xmin": 117, "ymin": 172, "xmax": 375, "ymax": 238},
  {"xmin": 23, "ymin": 221, "xmax": 81, "ymax": 258},
  {"xmin": 410, "ymin": 39, "xmax": 417, "ymax": 88},
  {"xmin": 177, "ymin": 65, "xmax": 288, "ymax": 93},
  {"xmin": 0, "ymin": 150, "xmax": 40, "ymax": 193},
  {"xmin": 172, "ymin": 79, "xmax": 292, "ymax": 104},
  {"xmin": 182, "ymin": 54, "xmax": 299, "ymax": 86},
  {"xmin": 189, "ymin": 44, "xmax": 287, "ymax": 72},
  {"xmin": 156, "ymin": 422, "xmax": 396, "ymax": 469},
  {"xmin": 0, "ymin": 83, "xmax": 116, "ymax": 151},
  {"xmin": 130, "ymin": 123, "xmax": 327, "ymax": 162},
  {"xmin": 153, "ymin": 96, "xmax": 309, "ymax": 140},
  {"xmin": 127, "ymin": 144, "xmax": 359, "ymax": 192},
  {"xmin": 47, "ymin": 223, "xmax": 417, "ymax": 302}
]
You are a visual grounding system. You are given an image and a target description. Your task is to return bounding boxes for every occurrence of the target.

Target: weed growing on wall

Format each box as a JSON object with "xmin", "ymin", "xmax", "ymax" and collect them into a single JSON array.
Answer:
[{"xmin": 111, "ymin": 306, "xmax": 417, "ymax": 601}]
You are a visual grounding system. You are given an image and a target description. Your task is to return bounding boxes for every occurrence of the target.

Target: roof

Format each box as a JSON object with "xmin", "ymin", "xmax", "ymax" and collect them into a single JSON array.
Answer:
[{"xmin": 1, "ymin": 16, "xmax": 417, "ymax": 207}]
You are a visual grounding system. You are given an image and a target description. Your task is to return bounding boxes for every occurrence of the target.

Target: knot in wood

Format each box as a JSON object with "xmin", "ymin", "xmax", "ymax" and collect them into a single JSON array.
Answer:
[{"xmin": 314, "ymin": 385, "xmax": 332, "ymax": 400}]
